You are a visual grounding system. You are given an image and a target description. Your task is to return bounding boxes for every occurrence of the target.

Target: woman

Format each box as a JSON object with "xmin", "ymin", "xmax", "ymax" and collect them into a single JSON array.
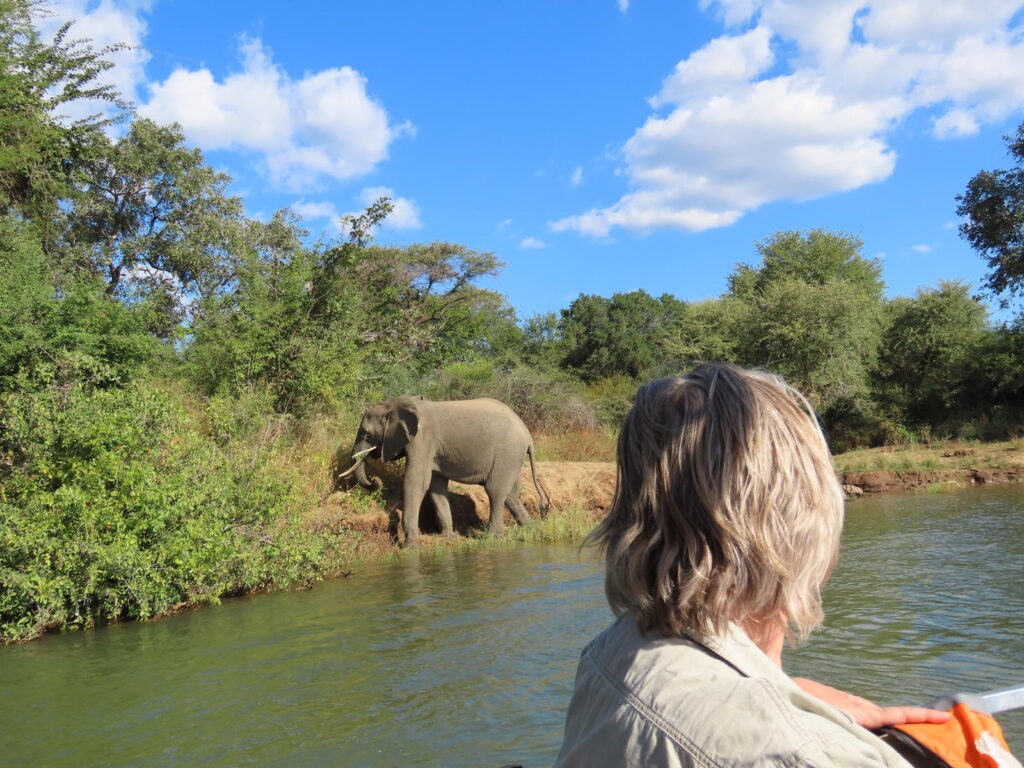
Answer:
[{"xmin": 555, "ymin": 364, "xmax": 948, "ymax": 767}]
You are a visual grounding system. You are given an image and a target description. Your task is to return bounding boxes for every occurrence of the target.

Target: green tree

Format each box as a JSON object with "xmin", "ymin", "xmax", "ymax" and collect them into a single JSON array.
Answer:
[
  {"xmin": 729, "ymin": 229, "xmax": 884, "ymax": 301},
  {"xmin": 660, "ymin": 298, "xmax": 743, "ymax": 365},
  {"xmin": 0, "ymin": 214, "xmax": 163, "ymax": 392},
  {"xmin": 62, "ymin": 119, "xmax": 243, "ymax": 326},
  {"xmin": 874, "ymin": 281, "xmax": 988, "ymax": 423},
  {"xmin": 957, "ymin": 123, "xmax": 1024, "ymax": 303},
  {"xmin": 726, "ymin": 229, "xmax": 885, "ymax": 409},
  {"xmin": 349, "ymin": 240, "xmax": 504, "ymax": 372},
  {"xmin": 560, "ymin": 290, "xmax": 687, "ymax": 381},
  {"xmin": 187, "ymin": 199, "xmax": 505, "ymax": 414},
  {"xmin": 735, "ymin": 278, "xmax": 881, "ymax": 407},
  {"xmin": 515, "ymin": 312, "xmax": 567, "ymax": 369},
  {"xmin": 0, "ymin": 0, "xmax": 127, "ymax": 228}
]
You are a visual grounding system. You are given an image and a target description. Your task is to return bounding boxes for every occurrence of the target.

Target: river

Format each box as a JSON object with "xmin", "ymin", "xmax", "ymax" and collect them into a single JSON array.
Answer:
[{"xmin": 1, "ymin": 485, "xmax": 1022, "ymax": 767}]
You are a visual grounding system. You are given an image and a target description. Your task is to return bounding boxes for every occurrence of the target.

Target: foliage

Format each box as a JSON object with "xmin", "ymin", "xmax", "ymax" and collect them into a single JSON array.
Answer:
[
  {"xmin": 62, "ymin": 119, "xmax": 243, "ymax": 329},
  {"xmin": 725, "ymin": 231, "xmax": 884, "ymax": 410},
  {"xmin": 423, "ymin": 358, "xmax": 598, "ymax": 431},
  {"xmin": 185, "ymin": 210, "xmax": 356, "ymax": 415},
  {"xmin": 660, "ymin": 298, "xmax": 742, "ymax": 365},
  {"xmin": 0, "ymin": 381, "xmax": 346, "ymax": 643},
  {"xmin": 348, "ymin": 241, "xmax": 504, "ymax": 371},
  {"xmin": 733, "ymin": 278, "xmax": 881, "ymax": 408},
  {"xmin": 516, "ymin": 311, "xmax": 567, "ymax": 368},
  {"xmin": 186, "ymin": 201, "xmax": 506, "ymax": 415},
  {"xmin": 560, "ymin": 290, "xmax": 687, "ymax": 381},
  {"xmin": 0, "ymin": 214, "xmax": 166, "ymax": 391},
  {"xmin": 957, "ymin": 122, "xmax": 1024, "ymax": 303},
  {"xmin": 0, "ymin": 0, "xmax": 127, "ymax": 228},
  {"xmin": 874, "ymin": 281, "xmax": 988, "ymax": 423},
  {"xmin": 729, "ymin": 229, "xmax": 884, "ymax": 301}
]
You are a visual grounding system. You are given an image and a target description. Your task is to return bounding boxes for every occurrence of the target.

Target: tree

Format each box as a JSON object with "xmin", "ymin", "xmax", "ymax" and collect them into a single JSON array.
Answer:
[
  {"xmin": 186, "ymin": 198, "xmax": 506, "ymax": 414},
  {"xmin": 729, "ymin": 229, "xmax": 884, "ymax": 301},
  {"xmin": 558, "ymin": 291, "xmax": 688, "ymax": 382},
  {"xmin": 348, "ymin": 240, "xmax": 504, "ymax": 370},
  {"xmin": 734, "ymin": 278, "xmax": 882, "ymax": 408},
  {"xmin": 957, "ymin": 123, "xmax": 1024, "ymax": 303},
  {"xmin": 0, "ymin": 0, "xmax": 127, "ymax": 228},
  {"xmin": 874, "ymin": 281, "xmax": 988, "ymax": 423},
  {"xmin": 62, "ymin": 119, "xmax": 244, "ymax": 323},
  {"xmin": 660, "ymin": 298, "xmax": 743, "ymax": 365},
  {"xmin": 726, "ymin": 229, "xmax": 885, "ymax": 409},
  {"xmin": 0, "ymin": 214, "xmax": 163, "ymax": 392}
]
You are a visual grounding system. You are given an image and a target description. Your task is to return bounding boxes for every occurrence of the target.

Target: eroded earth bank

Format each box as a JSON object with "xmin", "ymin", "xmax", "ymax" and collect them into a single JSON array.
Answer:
[{"xmin": 316, "ymin": 460, "xmax": 1024, "ymax": 555}]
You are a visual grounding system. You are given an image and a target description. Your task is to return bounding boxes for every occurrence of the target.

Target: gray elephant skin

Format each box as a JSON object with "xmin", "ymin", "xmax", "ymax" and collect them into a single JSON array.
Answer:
[{"xmin": 339, "ymin": 396, "xmax": 547, "ymax": 546}]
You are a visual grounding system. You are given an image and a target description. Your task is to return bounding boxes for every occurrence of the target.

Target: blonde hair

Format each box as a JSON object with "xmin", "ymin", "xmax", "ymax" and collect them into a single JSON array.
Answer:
[{"xmin": 590, "ymin": 363, "xmax": 843, "ymax": 644}]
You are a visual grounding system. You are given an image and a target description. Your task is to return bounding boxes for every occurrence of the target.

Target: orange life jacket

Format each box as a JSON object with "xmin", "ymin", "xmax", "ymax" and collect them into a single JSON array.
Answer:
[{"xmin": 878, "ymin": 703, "xmax": 1021, "ymax": 768}]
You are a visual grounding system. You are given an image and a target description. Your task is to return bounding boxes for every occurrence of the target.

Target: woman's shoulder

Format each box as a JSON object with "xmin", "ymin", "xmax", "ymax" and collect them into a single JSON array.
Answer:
[{"xmin": 571, "ymin": 616, "xmax": 903, "ymax": 768}]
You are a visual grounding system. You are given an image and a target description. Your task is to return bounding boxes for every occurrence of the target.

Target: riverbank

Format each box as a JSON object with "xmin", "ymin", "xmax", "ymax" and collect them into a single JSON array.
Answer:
[
  {"xmin": 316, "ymin": 439, "xmax": 1024, "ymax": 556},
  {"xmin": 7, "ymin": 439, "xmax": 1022, "ymax": 644}
]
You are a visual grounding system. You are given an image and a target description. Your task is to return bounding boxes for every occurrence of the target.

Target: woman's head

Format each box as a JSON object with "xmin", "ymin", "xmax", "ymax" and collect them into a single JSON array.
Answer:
[{"xmin": 592, "ymin": 363, "xmax": 843, "ymax": 644}]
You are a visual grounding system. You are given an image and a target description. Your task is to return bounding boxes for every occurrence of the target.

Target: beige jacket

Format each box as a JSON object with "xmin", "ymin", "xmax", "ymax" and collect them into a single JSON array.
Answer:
[{"xmin": 554, "ymin": 615, "xmax": 911, "ymax": 768}]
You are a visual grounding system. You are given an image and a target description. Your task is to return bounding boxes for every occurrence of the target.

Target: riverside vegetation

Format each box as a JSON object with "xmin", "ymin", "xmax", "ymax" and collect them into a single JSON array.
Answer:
[{"xmin": 4, "ymin": 0, "xmax": 1024, "ymax": 642}]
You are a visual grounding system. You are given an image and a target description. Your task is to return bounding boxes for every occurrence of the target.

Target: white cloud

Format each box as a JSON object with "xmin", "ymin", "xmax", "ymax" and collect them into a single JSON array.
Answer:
[
  {"xmin": 570, "ymin": 166, "xmax": 583, "ymax": 187},
  {"xmin": 356, "ymin": 186, "xmax": 422, "ymax": 230},
  {"xmin": 618, "ymin": 0, "xmax": 630, "ymax": 12},
  {"xmin": 497, "ymin": 218, "xmax": 513, "ymax": 230},
  {"xmin": 141, "ymin": 36, "xmax": 409, "ymax": 190},
  {"xmin": 652, "ymin": 26, "xmax": 774, "ymax": 106},
  {"xmin": 933, "ymin": 108, "xmax": 980, "ymax": 138},
  {"xmin": 911, "ymin": 244, "xmax": 933, "ymax": 253},
  {"xmin": 555, "ymin": 0, "xmax": 1024, "ymax": 236},
  {"xmin": 519, "ymin": 237, "xmax": 547, "ymax": 249},
  {"xmin": 292, "ymin": 200, "xmax": 338, "ymax": 220}
]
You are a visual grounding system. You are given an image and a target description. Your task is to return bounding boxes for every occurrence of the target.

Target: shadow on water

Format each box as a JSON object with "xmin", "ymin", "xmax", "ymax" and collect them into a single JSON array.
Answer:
[{"xmin": 1, "ymin": 485, "xmax": 1022, "ymax": 766}]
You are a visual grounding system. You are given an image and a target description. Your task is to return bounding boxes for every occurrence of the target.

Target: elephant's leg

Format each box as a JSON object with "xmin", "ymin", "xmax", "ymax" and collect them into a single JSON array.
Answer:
[
  {"xmin": 486, "ymin": 491, "xmax": 507, "ymax": 534},
  {"xmin": 504, "ymin": 478, "xmax": 532, "ymax": 526},
  {"xmin": 402, "ymin": 471, "xmax": 431, "ymax": 546},
  {"xmin": 485, "ymin": 477, "xmax": 516, "ymax": 534},
  {"xmin": 428, "ymin": 472, "xmax": 454, "ymax": 537}
]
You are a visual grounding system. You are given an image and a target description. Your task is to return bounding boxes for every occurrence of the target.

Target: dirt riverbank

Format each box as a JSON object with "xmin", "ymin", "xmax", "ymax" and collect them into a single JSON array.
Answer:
[{"xmin": 316, "ymin": 459, "xmax": 1024, "ymax": 553}]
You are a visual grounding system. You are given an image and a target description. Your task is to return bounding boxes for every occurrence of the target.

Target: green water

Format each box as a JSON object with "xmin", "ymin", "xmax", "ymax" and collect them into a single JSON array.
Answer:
[{"xmin": 1, "ymin": 485, "xmax": 1022, "ymax": 767}]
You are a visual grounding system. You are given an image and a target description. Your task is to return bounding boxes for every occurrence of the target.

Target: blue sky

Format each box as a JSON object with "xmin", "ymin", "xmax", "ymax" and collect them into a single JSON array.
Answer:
[{"xmin": 43, "ymin": 0, "xmax": 1024, "ymax": 320}]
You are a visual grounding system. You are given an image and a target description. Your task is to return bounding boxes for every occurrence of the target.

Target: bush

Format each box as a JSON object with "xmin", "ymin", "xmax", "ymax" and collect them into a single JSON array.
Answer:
[
  {"xmin": 422, "ymin": 359, "xmax": 598, "ymax": 431},
  {"xmin": 0, "ymin": 381, "xmax": 344, "ymax": 643},
  {"xmin": 582, "ymin": 375, "xmax": 637, "ymax": 427},
  {"xmin": 0, "ymin": 215, "xmax": 167, "ymax": 393}
]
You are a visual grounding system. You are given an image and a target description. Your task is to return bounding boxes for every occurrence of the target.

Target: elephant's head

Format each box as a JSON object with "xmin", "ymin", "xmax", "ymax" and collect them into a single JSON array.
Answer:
[{"xmin": 337, "ymin": 396, "xmax": 422, "ymax": 490}]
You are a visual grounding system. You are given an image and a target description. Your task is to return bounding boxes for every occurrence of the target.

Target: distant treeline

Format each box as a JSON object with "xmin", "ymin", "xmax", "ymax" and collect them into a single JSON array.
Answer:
[{"xmin": 3, "ymin": 0, "xmax": 1024, "ymax": 641}]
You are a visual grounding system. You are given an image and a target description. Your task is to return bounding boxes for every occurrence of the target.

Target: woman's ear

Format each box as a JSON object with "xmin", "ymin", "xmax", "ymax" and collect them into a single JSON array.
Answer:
[{"xmin": 382, "ymin": 399, "xmax": 420, "ymax": 460}]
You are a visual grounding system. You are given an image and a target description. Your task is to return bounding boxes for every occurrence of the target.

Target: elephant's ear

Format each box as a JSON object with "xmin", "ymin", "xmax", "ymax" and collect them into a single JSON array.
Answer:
[{"xmin": 382, "ymin": 399, "xmax": 420, "ymax": 461}]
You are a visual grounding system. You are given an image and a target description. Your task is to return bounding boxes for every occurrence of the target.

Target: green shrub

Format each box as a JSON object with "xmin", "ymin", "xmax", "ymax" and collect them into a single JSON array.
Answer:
[
  {"xmin": 423, "ymin": 359, "xmax": 598, "ymax": 431},
  {"xmin": 0, "ymin": 381, "xmax": 346, "ymax": 643},
  {"xmin": 582, "ymin": 375, "xmax": 637, "ymax": 427}
]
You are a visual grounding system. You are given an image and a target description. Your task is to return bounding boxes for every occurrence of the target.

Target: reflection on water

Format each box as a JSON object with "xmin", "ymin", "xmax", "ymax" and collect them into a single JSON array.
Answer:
[{"xmin": 1, "ymin": 485, "xmax": 1022, "ymax": 766}]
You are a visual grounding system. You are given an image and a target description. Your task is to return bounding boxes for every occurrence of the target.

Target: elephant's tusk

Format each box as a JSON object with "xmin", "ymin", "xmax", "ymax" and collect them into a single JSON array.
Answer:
[
  {"xmin": 336, "ymin": 456, "xmax": 367, "ymax": 479},
  {"xmin": 351, "ymin": 447, "xmax": 374, "ymax": 461}
]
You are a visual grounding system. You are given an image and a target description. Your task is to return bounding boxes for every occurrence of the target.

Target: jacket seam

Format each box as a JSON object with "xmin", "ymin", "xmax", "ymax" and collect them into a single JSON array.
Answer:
[
  {"xmin": 755, "ymin": 677, "xmax": 827, "ymax": 767},
  {"xmin": 583, "ymin": 650, "xmax": 721, "ymax": 768},
  {"xmin": 583, "ymin": 648, "xmax": 824, "ymax": 768}
]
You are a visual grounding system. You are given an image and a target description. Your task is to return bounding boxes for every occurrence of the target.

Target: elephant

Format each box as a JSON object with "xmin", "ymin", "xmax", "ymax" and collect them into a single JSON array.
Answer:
[{"xmin": 337, "ymin": 396, "xmax": 547, "ymax": 546}]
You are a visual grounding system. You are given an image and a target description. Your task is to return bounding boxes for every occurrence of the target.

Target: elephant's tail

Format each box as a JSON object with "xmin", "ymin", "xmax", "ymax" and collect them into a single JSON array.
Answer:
[{"xmin": 527, "ymin": 443, "xmax": 550, "ymax": 514}]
